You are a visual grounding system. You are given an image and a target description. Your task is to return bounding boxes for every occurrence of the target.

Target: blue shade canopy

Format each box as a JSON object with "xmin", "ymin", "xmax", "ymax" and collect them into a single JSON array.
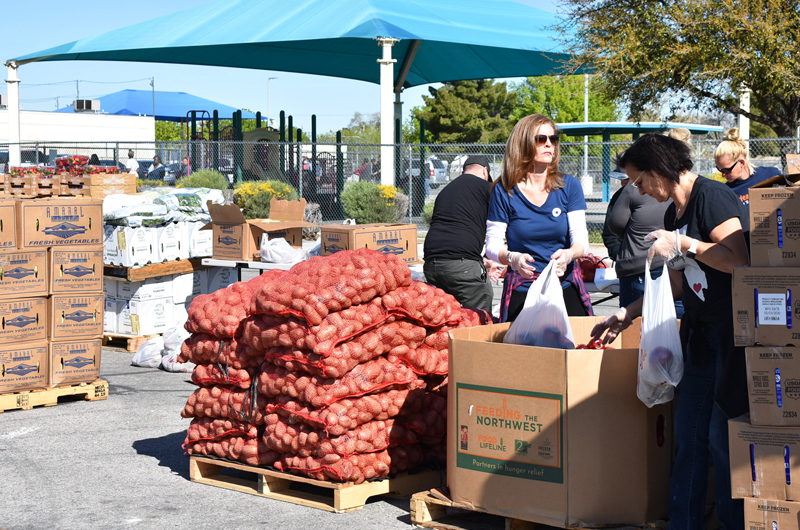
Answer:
[
  {"xmin": 9, "ymin": 0, "xmax": 582, "ymax": 87},
  {"xmin": 54, "ymin": 89, "xmax": 257, "ymax": 122},
  {"xmin": 557, "ymin": 122, "xmax": 724, "ymax": 137}
]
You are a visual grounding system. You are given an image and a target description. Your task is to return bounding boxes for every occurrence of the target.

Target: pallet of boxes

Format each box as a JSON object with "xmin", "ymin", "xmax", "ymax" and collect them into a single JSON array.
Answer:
[
  {"xmin": 730, "ymin": 173, "xmax": 800, "ymax": 528},
  {"xmin": 4, "ymin": 155, "xmax": 127, "ymax": 199},
  {"xmin": 0, "ymin": 194, "xmax": 107, "ymax": 412}
]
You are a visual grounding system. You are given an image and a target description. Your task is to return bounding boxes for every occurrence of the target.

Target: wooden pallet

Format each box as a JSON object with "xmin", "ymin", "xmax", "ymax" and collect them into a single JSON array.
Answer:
[
  {"xmin": 189, "ymin": 455, "xmax": 444, "ymax": 513},
  {"xmin": 410, "ymin": 489, "xmax": 669, "ymax": 530},
  {"xmin": 103, "ymin": 333, "xmax": 158, "ymax": 352},
  {"xmin": 0, "ymin": 379, "xmax": 108, "ymax": 413},
  {"xmin": 104, "ymin": 258, "xmax": 209, "ymax": 282}
]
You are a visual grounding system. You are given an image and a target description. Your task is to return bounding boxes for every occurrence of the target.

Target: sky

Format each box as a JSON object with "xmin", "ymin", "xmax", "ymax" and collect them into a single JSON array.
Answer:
[{"xmin": 2, "ymin": 0, "xmax": 559, "ymax": 135}]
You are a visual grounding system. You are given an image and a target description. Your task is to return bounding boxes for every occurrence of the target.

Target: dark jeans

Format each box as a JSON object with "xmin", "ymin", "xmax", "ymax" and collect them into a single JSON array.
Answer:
[
  {"xmin": 423, "ymin": 258, "xmax": 493, "ymax": 314},
  {"xmin": 669, "ymin": 325, "xmax": 743, "ymax": 530},
  {"xmin": 619, "ymin": 268, "xmax": 685, "ymax": 318}
]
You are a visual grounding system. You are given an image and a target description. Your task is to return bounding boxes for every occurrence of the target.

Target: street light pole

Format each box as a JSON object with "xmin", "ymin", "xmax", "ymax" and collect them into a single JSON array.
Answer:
[{"xmin": 267, "ymin": 77, "xmax": 277, "ymax": 127}]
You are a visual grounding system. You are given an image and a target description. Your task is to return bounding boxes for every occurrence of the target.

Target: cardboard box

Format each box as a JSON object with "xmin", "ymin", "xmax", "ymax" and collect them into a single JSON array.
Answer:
[
  {"xmin": 204, "ymin": 198, "xmax": 316, "ymax": 261},
  {"xmin": 0, "ymin": 249, "xmax": 48, "ymax": 299},
  {"xmin": 105, "ymin": 226, "xmax": 154, "ymax": 268},
  {"xmin": 0, "ymin": 199, "xmax": 17, "ymax": 249},
  {"xmin": 745, "ymin": 498, "xmax": 800, "ymax": 530},
  {"xmin": 49, "ymin": 293, "xmax": 104, "ymax": 341},
  {"xmin": 730, "ymin": 414, "xmax": 800, "ymax": 500},
  {"xmin": 746, "ymin": 347, "xmax": 800, "ymax": 426},
  {"xmin": 172, "ymin": 270, "xmax": 207, "ymax": 303},
  {"xmin": 447, "ymin": 318, "xmax": 671, "ymax": 527},
  {"xmin": 0, "ymin": 341, "xmax": 48, "ymax": 393},
  {"xmin": 320, "ymin": 223, "xmax": 419, "ymax": 264},
  {"xmin": 207, "ymin": 266, "xmax": 237, "ymax": 293},
  {"xmin": 732, "ymin": 267, "xmax": 800, "ymax": 347},
  {"xmin": 750, "ymin": 180, "xmax": 800, "ymax": 266},
  {"xmin": 16, "ymin": 198, "xmax": 103, "ymax": 248},
  {"xmin": 103, "ymin": 277, "xmax": 118, "ymax": 298},
  {"xmin": 89, "ymin": 172, "xmax": 135, "ymax": 187},
  {"xmin": 90, "ymin": 183, "xmax": 137, "ymax": 200},
  {"xmin": 0, "ymin": 297, "xmax": 47, "ymax": 344},
  {"xmin": 48, "ymin": 246, "xmax": 103, "ymax": 294},
  {"xmin": 49, "ymin": 339, "xmax": 102, "ymax": 388},
  {"xmin": 104, "ymin": 298, "xmax": 118, "ymax": 333},
  {"xmin": 116, "ymin": 275, "xmax": 173, "ymax": 301},
  {"xmin": 173, "ymin": 302, "xmax": 189, "ymax": 329},
  {"xmin": 183, "ymin": 221, "xmax": 212, "ymax": 259},
  {"xmin": 154, "ymin": 223, "xmax": 182, "ymax": 262},
  {"xmin": 125, "ymin": 298, "xmax": 173, "ymax": 335}
]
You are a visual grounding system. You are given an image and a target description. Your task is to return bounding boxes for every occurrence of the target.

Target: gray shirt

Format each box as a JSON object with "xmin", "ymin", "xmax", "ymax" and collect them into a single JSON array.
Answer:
[{"xmin": 607, "ymin": 184, "xmax": 670, "ymax": 277}]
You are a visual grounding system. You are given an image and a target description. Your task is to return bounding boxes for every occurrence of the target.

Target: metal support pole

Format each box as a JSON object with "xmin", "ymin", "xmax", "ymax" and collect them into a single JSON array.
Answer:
[
  {"xmin": 256, "ymin": 111, "xmax": 261, "ymax": 129},
  {"xmin": 5, "ymin": 62, "xmax": 21, "ymax": 166},
  {"xmin": 335, "ymin": 131, "xmax": 344, "ymax": 219},
  {"xmin": 602, "ymin": 132, "xmax": 611, "ymax": 202},
  {"xmin": 419, "ymin": 119, "xmax": 426, "ymax": 184},
  {"xmin": 279, "ymin": 111, "xmax": 286, "ymax": 178},
  {"xmin": 191, "ymin": 111, "xmax": 198, "ymax": 173},
  {"xmin": 212, "ymin": 110, "xmax": 219, "ymax": 173},
  {"xmin": 377, "ymin": 37, "xmax": 398, "ymax": 186},
  {"xmin": 234, "ymin": 110, "xmax": 242, "ymax": 185},
  {"xmin": 297, "ymin": 128, "xmax": 303, "ymax": 198}
]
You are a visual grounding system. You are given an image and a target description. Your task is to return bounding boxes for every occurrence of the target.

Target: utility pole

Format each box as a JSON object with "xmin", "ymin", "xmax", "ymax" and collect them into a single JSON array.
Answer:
[
  {"xmin": 267, "ymin": 77, "xmax": 277, "ymax": 127},
  {"xmin": 76, "ymin": 80, "xmax": 80, "ymax": 100},
  {"xmin": 150, "ymin": 77, "xmax": 155, "ymax": 117}
]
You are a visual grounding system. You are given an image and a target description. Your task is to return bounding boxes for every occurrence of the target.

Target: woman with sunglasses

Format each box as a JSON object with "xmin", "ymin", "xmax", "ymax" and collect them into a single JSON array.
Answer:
[
  {"xmin": 485, "ymin": 114, "xmax": 592, "ymax": 322},
  {"xmin": 590, "ymin": 133, "xmax": 749, "ymax": 530},
  {"xmin": 715, "ymin": 127, "xmax": 780, "ymax": 208}
]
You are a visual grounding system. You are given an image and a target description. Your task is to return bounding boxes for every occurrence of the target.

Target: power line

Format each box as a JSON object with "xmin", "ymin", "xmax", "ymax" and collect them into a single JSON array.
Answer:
[{"xmin": 23, "ymin": 77, "xmax": 152, "ymax": 88}]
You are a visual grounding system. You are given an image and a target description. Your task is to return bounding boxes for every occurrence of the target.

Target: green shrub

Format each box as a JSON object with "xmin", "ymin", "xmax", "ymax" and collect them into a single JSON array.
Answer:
[
  {"xmin": 421, "ymin": 200, "xmax": 435, "ymax": 227},
  {"xmin": 177, "ymin": 169, "xmax": 230, "ymax": 192},
  {"xmin": 341, "ymin": 182, "xmax": 406, "ymax": 224},
  {"xmin": 233, "ymin": 180, "xmax": 299, "ymax": 219}
]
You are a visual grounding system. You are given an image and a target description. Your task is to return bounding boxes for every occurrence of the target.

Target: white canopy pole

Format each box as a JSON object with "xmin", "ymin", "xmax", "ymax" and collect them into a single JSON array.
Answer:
[
  {"xmin": 5, "ymin": 62, "xmax": 21, "ymax": 166},
  {"xmin": 377, "ymin": 38, "xmax": 398, "ymax": 186},
  {"xmin": 738, "ymin": 86, "xmax": 751, "ymax": 157}
]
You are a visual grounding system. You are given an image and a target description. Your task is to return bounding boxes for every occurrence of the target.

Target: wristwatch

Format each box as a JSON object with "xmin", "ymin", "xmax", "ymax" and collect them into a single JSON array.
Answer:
[{"xmin": 686, "ymin": 238, "xmax": 699, "ymax": 260}]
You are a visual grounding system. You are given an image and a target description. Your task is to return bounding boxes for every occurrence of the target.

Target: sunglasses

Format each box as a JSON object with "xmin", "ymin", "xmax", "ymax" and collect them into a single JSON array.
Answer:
[
  {"xmin": 630, "ymin": 169, "xmax": 646, "ymax": 189},
  {"xmin": 716, "ymin": 159, "xmax": 739, "ymax": 174},
  {"xmin": 534, "ymin": 134, "xmax": 559, "ymax": 146}
]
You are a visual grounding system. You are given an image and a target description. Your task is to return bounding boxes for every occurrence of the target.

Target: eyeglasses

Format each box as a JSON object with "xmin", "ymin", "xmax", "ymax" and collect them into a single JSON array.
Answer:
[
  {"xmin": 630, "ymin": 169, "xmax": 647, "ymax": 189},
  {"xmin": 716, "ymin": 159, "xmax": 739, "ymax": 174},
  {"xmin": 534, "ymin": 134, "xmax": 559, "ymax": 146}
]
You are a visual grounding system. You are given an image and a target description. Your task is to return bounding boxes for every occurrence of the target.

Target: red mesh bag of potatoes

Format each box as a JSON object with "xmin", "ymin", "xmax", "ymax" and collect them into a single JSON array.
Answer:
[
  {"xmin": 265, "ymin": 319, "xmax": 427, "ymax": 378},
  {"xmin": 181, "ymin": 385, "xmax": 267, "ymax": 425},
  {"xmin": 263, "ymin": 415, "xmax": 418, "ymax": 458},
  {"xmin": 178, "ymin": 335, "xmax": 262, "ymax": 370},
  {"xmin": 182, "ymin": 417, "xmax": 257, "ymax": 447},
  {"xmin": 191, "ymin": 363, "xmax": 257, "ymax": 389},
  {"xmin": 185, "ymin": 270, "xmax": 285, "ymax": 338},
  {"xmin": 265, "ymin": 388, "xmax": 428, "ymax": 436},
  {"xmin": 257, "ymin": 356, "xmax": 425, "ymax": 408},
  {"xmin": 423, "ymin": 375, "xmax": 448, "ymax": 396},
  {"xmin": 422, "ymin": 308, "xmax": 493, "ymax": 351},
  {"xmin": 400, "ymin": 393, "xmax": 447, "ymax": 443},
  {"xmin": 382, "ymin": 281, "xmax": 463, "ymax": 327},
  {"xmin": 422, "ymin": 437, "xmax": 447, "ymax": 463},
  {"xmin": 388, "ymin": 344, "xmax": 448, "ymax": 375},
  {"xmin": 274, "ymin": 444, "xmax": 425, "ymax": 484},
  {"xmin": 242, "ymin": 298, "xmax": 390, "ymax": 355},
  {"xmin": 185, "ymin": 436, "xmax": 280, "ymax": 467},
  {"xmin": 250, "ymin": 248, "xmax": 411, "ymax": 325}
]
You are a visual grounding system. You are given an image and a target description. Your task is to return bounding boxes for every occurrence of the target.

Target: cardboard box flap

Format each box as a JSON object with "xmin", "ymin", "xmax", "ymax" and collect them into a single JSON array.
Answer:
[
  {"xmin": 207, "ymin": 201, "xmax": 248, "ymax": 225},
  {"xmin": 269, "ymin": 197, "xmax": 307, "ymax": 221},
  {"xmin": 256, "ymin": 219, "xmax": 317, "ymax": 229},
  {"xmin": 751, "ymin": 172, "xmax": 800, "ymax": 189}
]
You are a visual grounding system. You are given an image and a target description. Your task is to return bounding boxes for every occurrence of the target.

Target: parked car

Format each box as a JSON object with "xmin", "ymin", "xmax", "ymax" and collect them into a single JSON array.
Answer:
[{"xmin": 407, "ymin": 158, "xmax": 448, "ymax": 188}]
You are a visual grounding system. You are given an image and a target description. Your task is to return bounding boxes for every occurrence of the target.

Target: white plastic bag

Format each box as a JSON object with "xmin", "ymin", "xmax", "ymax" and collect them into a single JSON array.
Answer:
[
  {"xmin": 161, "ymin": 351, "xmax": 196, "ymax": 373},
  {"xmin": 163, "ymin": 325, "xmax": 191, "ymax": 354},
  {"xmin": 503, "ymin": 260, "xmax": 574, "ymax": 348},
  {"xmin": 637, "ymin": 262, "xmax": 684, "ymax": 407},
  {"xmin": 260, "ymin": 235, "xmax": 308, "ymax": 263},
  {"xmin": 131, "ymin": 336, "xmax": 165, "ymax": 368}
]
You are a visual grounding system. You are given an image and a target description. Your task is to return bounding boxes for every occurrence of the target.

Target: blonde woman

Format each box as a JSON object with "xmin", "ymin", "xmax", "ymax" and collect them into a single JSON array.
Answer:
[
  {"xmin": 485, "ymin": 114, "xmax": 591, "ymax": 322},
  {"xmin": 715, "ymin": 127, "xmax": 780, "ymax": 208}
]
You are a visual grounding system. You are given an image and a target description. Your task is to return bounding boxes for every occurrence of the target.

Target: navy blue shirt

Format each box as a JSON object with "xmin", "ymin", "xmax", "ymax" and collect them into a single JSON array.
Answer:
[{"xmin": 726, "ymin": 166, "xmax": 781, "ymax": 209}]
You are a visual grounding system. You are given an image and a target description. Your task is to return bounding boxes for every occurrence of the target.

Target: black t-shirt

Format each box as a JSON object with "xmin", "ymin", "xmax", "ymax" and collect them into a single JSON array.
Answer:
[
  {"xmin": 664, "ymin": 176, "xmax": 748, "ymax": 317},
  {"xmin": 423, "ymin": 173, "xmax": 492, "ymax": 261}
]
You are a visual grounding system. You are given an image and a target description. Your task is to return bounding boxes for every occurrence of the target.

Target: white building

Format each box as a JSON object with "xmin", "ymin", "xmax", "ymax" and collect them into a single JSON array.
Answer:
[{"xmin": 0, "ymin": 109, "xmax": 154, "ymax": 144}]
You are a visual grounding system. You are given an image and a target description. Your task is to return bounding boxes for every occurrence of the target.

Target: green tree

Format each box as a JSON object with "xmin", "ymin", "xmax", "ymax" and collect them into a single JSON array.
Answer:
[
  {"xmin": 155, "ymin": 121, "xmax": 181, "ymax": 141},
  {"xmin": 558, "ymin": 0, "xmax": 800, "ymax": 138},
  {"xmin": 512, "ymin": 75, "xmax": 619, "ymax": 123},
  {"xmin": 412, "ymin": 80, "xmax": 517, "ymax": 143}
]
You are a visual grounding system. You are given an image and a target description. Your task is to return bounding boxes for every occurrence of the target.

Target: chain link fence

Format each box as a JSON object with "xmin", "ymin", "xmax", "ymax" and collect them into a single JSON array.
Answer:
[{"xmin": 2, "ymin": 137, "xmax": 797, "ymax": 236}]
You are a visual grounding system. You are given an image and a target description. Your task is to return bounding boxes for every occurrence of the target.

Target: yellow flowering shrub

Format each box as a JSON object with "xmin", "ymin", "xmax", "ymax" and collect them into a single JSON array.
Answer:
[
  {"xmin": 233, "ymin": 180, "xmax": 299, "ymax": 219},
  {"xmin": 341, "ymin": 182, "xmax": 405, "ymax": 223}
]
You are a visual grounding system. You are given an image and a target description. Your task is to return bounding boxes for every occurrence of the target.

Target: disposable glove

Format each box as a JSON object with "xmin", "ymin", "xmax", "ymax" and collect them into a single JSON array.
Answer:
[
  {"xmin": 645, "ymin": 229, "xmax": 683, "ymax": 268},
  {"xmin": 507, "ymin": 251, "xmax": 535, "ymax": 279},
  {"xmin": 551, "ymin": 248, "xmax": 574, "ymax": 277},
  {"xmin": 484, "ymin": 258, "xmax": 506, "ymax": 283},
  {"xmin": 590, "ymin": 307, "xmax": 634, "ymax": 345}
]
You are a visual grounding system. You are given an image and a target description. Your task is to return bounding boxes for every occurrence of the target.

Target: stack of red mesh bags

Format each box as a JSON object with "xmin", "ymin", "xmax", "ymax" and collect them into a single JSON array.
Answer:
[{"xmin": 179, "ymin": 248, "xmax": 491, "ymax": 484}]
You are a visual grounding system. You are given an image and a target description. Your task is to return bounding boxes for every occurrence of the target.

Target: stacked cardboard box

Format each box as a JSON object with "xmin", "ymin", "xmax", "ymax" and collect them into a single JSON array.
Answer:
[
  {"xmin": 103, "ymin": 221, "xmax": 213, "ymax": 267},
  {"xmin": 0, "ymin": 197, "xmax": 104, "ymax": 394},
  {"xmin": 729, "ymin": 174, "xmax": 800, "ymax": 530}
]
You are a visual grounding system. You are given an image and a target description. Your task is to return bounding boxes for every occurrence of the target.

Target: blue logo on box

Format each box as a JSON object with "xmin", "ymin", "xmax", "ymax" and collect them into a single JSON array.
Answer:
[
  {"xmin": 65, "ymin": 310, "xmax": 94, "ymax": 323},
  {"xmin": 375, "ymin": 244, "xmax": 403, "ymax": 255},
  {"xmin": 326, "ymin": 243, "xmax": 345, "ymax": 253},
  {"xmin": 43, "ymin": 222, "xmax": 87, "ymax": 239},
  {"xmin": 6, "ymin": 315, "xmax": 36, "ymax": 328},
  {"xmin": 219, "ymin": 236, "xmax": 238, "ymax": 246},
  {"xmin": 7, "ymin": 363, "xmax": 38, "ymax": 376},
  {"xmin": 64, "ymin": 265, "xmax": 94, "ymax": 278},
  {"xmin": 64, "ymin": 356, "xmax": 94, "ymax": 369},
  {"xmin": 5, "ymin": 267, "xmax": 34, "ymax": 279}
]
